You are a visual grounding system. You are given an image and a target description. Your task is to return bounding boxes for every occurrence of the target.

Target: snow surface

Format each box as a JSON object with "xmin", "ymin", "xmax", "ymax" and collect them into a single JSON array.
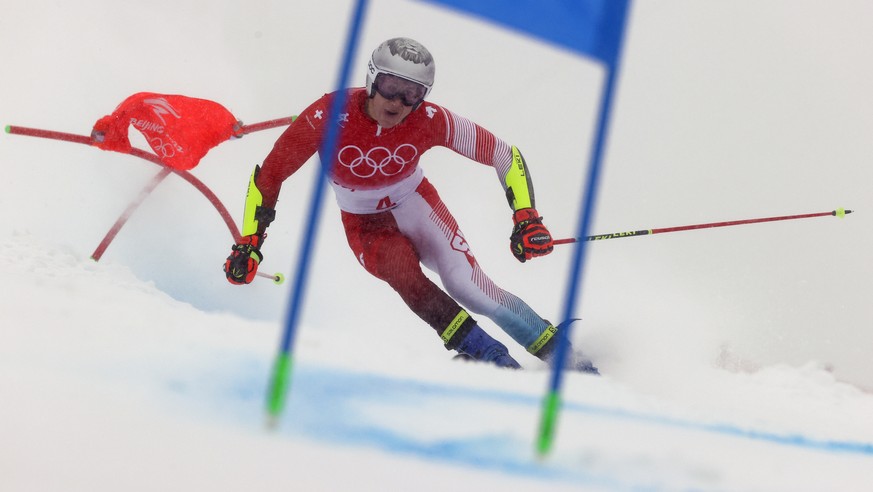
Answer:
[{"xmin": 3, "ymin": 1, "xmax": 873, "ymax": 491}]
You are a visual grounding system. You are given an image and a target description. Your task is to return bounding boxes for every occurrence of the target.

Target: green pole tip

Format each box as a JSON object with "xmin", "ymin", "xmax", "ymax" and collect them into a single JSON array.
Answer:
[
  {"xmin": 4, "ymin": 125, "xmax": 10, "ymax": 134},
  {"xmin": 536, "ymin": 392, "xmax": 561, "ymax": 457},
  {"xmin": 266, "ymin": 353, "xmax": 294, "ymax": 416},
  {"xmin": 274, "ymin": 272, "xmax": 285, "ymax": 285}
]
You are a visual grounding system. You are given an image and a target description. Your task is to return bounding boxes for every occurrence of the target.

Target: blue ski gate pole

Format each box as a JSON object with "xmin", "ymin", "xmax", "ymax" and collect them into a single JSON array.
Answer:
[
  {"xmin": 265, "ymin": 0, "xmax": 370, "ymax": 426},
  {"xmin": 536, "ymin": 0, "xmax": 632, "ymax": 457}
]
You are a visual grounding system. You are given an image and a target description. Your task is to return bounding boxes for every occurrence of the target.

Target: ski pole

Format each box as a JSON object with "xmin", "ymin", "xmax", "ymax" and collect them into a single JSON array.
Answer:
[
  {"xmin": 257, "ymin": 271, "xmax": 285, "ymax": 285},
  {"xmin": 553, "ymin": 208, "xmax": 852, "ymax": 245}
]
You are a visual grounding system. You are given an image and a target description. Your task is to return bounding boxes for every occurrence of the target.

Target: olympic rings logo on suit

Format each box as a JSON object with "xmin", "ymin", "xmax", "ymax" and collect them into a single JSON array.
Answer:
[{"xmin": 337, "ymin": 144, "xmax": 419, "ymax": 178}]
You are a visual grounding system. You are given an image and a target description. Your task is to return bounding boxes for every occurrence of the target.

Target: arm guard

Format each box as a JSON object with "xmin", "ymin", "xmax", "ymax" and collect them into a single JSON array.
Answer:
[
  {"xmin": 503, "ymin": 146, "xmax": 536, "ymax": 211},
  {"xmin": 242, "ymin": 165, "xmax": 276, "ymax": 237}
]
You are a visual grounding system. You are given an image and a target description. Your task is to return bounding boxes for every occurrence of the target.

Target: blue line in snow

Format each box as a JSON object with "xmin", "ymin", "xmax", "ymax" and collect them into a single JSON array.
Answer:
[
  {"xmin": 559, "ymin": 401, "xmax": 873, "ymax": 456},
  {"xmin": 183, "ymin": 358, "xmax": 873, "ymax": 489},
  {"xmin": 280, "ymin": 365, "xmax": 873, "ymax": 457}
]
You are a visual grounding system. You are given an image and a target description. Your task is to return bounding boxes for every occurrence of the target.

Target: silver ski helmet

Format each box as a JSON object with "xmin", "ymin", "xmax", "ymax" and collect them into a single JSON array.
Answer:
[{"xmin": 366, "ymin": 38, "xmax": 435, "ymax": 107}]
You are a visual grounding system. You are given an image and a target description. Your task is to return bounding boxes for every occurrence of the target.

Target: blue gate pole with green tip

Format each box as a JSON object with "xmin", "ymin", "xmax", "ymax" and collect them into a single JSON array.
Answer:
[
  {"xmin": 536, "ymin": 0, "xmax": 632, "ymax": 457},
  {"xmin": 265, "ymin": 0, "xmax": 370, "ymax": 426}
]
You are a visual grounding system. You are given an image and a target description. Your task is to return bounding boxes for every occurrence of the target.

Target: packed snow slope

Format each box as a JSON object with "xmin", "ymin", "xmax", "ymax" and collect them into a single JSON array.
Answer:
[
  {"xmin": 3, "ymin": 234, "xmax": 873, "ymax": 491},
  {"xmin": 3, "ymin": 1, "xmax": 873, "ymax": 491}
]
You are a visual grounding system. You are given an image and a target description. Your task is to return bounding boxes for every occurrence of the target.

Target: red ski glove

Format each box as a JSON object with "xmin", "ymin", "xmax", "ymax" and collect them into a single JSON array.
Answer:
[
  {"xmin": 510, "ymin": 208, "xmax": 554, "ymax": 263},
  {"xmin": 224, "ymin": 235, "xmax": 263, "ymax": 285}
]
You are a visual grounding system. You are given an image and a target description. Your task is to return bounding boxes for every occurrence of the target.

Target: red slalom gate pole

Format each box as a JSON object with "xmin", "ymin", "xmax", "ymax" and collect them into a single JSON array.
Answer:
[
  {"xmin": 4, "ymin": 125, "xmax": 92, "ymax": 144},
  {"xmin": 238, "ymin": 116, "xmax": 296, "ymax": 135},
  {"xmin": 91, "ymin": 168, "xmax": 172, "ymax": 261},
  {"xmin": 554, "ymin": 208, "xmax": 853, "ymax": 245},
  {"xmin": 6, "ymin": 118, "xmax": 296, "ymax": 284},
  {"xmin": 6, "ymin": 124, "xmax": 243, "ymax": 244}
]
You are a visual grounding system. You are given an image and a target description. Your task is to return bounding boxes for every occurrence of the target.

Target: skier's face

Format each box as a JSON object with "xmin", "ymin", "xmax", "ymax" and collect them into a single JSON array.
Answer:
[{"xmin": 367, "ymin": 91, "xmax": 414, "ymax": 129}]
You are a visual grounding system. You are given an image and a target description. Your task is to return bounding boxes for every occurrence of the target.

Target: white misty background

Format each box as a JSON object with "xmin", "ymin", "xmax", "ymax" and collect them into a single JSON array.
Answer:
[
  {"xmin": 3, "ymin": 0, "xmax": 870, "ymax": 386},
  {"xmin": 2, "ymin": 1, "xmax": 873, "ymax": 491}
]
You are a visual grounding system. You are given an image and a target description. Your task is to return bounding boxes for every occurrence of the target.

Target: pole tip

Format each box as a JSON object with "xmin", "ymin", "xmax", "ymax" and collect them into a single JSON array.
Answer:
[
  {"xmin": 274, "ymin": 272, "xmax": 285, "ymax": 285},
  {"xmin": 834, "ymin": 208, "xmax": 853, "ymax": 218},
  {"xmin": 265, "ymin": 413, "xmax": 281, "ymax": 431},
  {"xmin": 4, "ymin": 125, "xmax": 10, "ymax": 134}
]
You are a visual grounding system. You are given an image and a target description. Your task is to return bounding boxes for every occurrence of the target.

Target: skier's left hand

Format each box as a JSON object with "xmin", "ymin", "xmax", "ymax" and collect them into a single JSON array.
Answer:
[{"xmin": 509, "ymin": 208, "xmax": 554, "ymax": 262}]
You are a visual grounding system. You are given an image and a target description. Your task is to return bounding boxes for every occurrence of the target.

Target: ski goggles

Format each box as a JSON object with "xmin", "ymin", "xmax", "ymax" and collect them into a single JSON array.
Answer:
[{"xmin": 372, "ymin": 73, "xmax": 427, "ymax": 107}]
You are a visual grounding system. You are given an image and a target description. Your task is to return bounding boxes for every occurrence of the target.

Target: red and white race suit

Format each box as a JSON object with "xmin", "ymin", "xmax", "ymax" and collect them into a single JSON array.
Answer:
[{"xmin": 255, "ymin": 88, "xmax": 551, "ymax": 350}]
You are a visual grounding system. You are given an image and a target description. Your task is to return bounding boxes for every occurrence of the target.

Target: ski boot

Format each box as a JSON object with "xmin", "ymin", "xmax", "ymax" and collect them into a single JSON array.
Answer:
[
  {"xmin": 529, "ymin": 322, "xmax": 599, "ymax": 375},
  {"xmin": 455, "ymin": 324, "xmax": 521, "ymax": 369}
]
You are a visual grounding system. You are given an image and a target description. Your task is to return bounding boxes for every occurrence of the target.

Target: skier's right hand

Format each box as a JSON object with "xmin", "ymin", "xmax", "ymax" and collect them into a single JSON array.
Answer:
[{"xmin": 224, "ymin": 235, "xmax": 263, "ymax": 284}]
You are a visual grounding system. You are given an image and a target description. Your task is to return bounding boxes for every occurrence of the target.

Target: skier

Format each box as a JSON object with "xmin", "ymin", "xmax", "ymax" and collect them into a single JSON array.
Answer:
[{"xmin": 225, "ymin": 37, "xmax": 596, "ymax": 372}]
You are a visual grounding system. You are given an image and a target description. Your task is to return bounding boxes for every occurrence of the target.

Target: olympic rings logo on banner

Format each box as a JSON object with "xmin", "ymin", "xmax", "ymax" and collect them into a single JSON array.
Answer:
[
  {"xmin": 337, "ymin": 144, "xmax": 418, "ymax": 178},
  {"xmin": 149, "ymin": 136, "xmax": 183, "ymax": 158}
]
